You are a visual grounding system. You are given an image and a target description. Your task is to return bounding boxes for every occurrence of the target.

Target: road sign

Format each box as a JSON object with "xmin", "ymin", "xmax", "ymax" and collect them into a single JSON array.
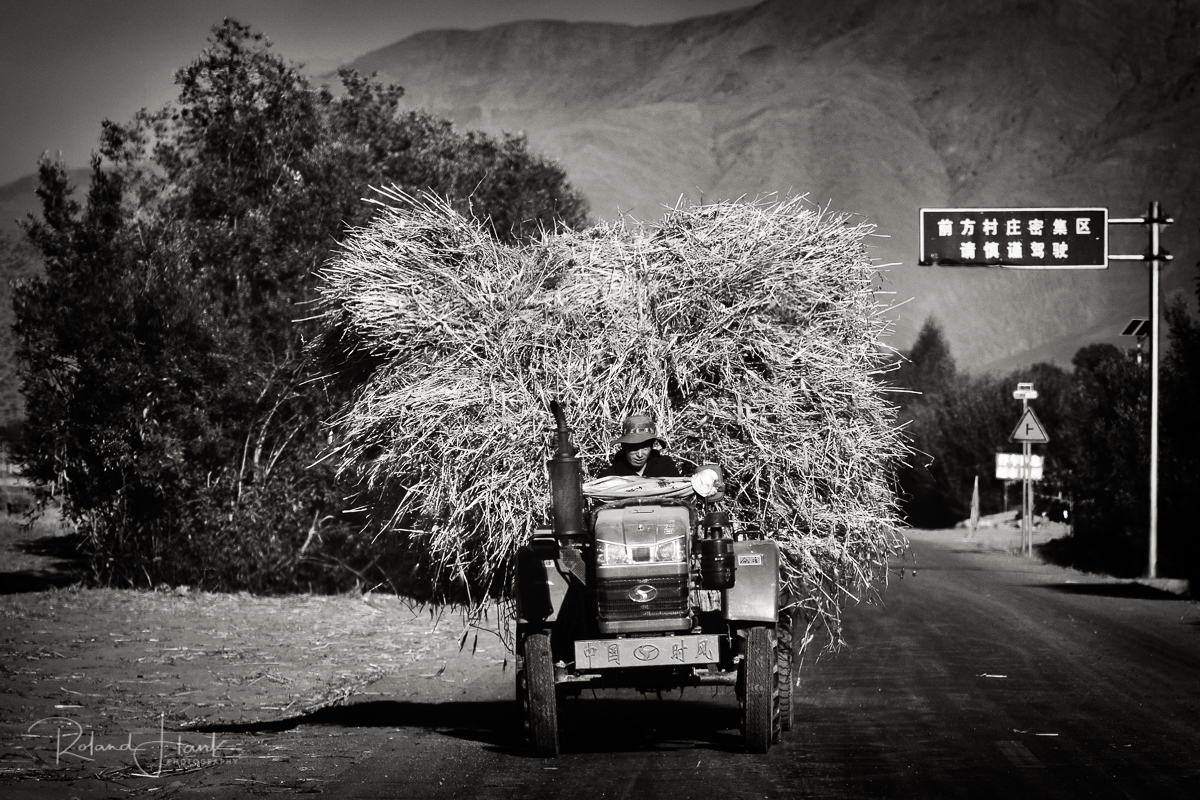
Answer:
[
  {"xmin": 996, "ymin": 453, "xmax": 1044, "ymax": 480},
  {"xmin": 1013, "ymin": 381, "xmax": 1038, "ymax": 400},
  {"xmin": 919, "ymin": 208, "xmax": 1108, "ymax": 268},
  {"xmin": 1010, "ymin": 407, "xmax": 1050, "ymax": 443}
]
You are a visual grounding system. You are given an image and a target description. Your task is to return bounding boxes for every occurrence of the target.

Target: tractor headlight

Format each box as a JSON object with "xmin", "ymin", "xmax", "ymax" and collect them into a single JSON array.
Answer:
[
  {"xmin": 691, "ymin": 464, "xmax": 725, "ymax": 500},
  {"xmin": 596, "ymin": 540, "xmax": 632, "ymax": 566},
  {"xmin": 597, "ymin": 538, "xmax": 684, "ymax": 565},
  {"xmin": 654, "ymin": 537, "xmax": 684, "ymax": 563}
]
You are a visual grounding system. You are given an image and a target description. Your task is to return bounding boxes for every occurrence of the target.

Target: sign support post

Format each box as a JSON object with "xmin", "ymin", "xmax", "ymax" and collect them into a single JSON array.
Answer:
[
  {"xmin": 1009, "ymin": 382, "xmax": 1047, "ymax": 557},
  {"xmin": 1024, "ymin": 440, "xmax": 1032, "ymax": 556}
]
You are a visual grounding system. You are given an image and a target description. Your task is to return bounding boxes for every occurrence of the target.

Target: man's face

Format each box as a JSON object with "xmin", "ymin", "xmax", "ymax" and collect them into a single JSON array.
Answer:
[{"xmin": 625, "ymin": 443, "xmax": 652, "ymax": 469}]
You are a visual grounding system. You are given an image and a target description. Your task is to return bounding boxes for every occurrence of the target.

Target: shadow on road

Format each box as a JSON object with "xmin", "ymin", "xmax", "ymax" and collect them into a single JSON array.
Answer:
[
  {"xmin": 191, "ymin": 692, "xmax": 745, "ymax": 756},
  {"xmin": 1038, "ymin": 582, "xmax": 1187, "ymax": 600},
  {"xmin": 555, "ymin": 694, "xmax": 743, "ymax": 755},
  {"xmin": 192, "ymin": 699, "xmax": 511, "ymax": 735}
]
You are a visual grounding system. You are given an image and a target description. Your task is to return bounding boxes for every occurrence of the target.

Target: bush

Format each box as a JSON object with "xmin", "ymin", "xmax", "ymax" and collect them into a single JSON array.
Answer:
[{"xmin": 12, "ymin": 20, "xmax": 587, "ymax": 592}]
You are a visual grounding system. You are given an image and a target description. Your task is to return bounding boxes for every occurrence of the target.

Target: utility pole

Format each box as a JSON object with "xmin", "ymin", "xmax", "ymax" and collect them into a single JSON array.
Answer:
[{"xmin": 1109, "ymin": 202, "xmax": 1173, "ymax": 579}]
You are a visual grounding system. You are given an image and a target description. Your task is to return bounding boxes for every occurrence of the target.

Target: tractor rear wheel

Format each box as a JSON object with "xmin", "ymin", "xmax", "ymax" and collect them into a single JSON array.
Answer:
[
  {"xmin": 778, "ymin": 615, "xmax": 796, "ymax": 735},
  {"xmin": 741, "ymin": 625, "xmax": 777, "ymax": 753},
  {"xmin": 522, "ymin": 632, "xmax": 559, "ymax": 757}
]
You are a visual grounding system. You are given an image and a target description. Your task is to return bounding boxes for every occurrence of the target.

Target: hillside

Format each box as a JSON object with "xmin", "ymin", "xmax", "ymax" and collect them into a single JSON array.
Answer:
[
  {"xmin": 2, "ymin": 0, "xmax": 1196, "ymax": 407},
  {"xmin": 345, "ymin": 0, "xmax": 1200, "ymax": 369}
]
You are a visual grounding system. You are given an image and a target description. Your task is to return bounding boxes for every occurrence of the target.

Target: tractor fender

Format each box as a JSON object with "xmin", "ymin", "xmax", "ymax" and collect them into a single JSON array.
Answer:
[{"xmin": 515, "ymin": 545, "xmax": 571, "ymax": 624}]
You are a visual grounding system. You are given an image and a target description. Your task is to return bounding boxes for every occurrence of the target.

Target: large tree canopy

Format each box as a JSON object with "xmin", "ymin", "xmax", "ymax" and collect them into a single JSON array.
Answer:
[{"xmin": 13, "ymin": 20, "xmax": 588, "ymax": 591}]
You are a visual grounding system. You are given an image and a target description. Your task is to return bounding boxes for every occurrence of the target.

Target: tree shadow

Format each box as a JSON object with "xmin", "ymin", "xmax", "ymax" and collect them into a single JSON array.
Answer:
[
  {"xmin": 1036, "ymin": 534, "xmax": 1145, "ymax": 579},
  {"xmin": 1038, "ymin": 582, "xmax": 1186, "ymax": 600},
  {"xmin": 190, "ymin": 691, "xmax": 745, "ymax": 756},
  {"xmin": 0, "ymin": 525, "xmax": 85, "ymax": 594},
  {"xmin": 0, "ymin": 569, "xmax": 80, "ymax": 593}
]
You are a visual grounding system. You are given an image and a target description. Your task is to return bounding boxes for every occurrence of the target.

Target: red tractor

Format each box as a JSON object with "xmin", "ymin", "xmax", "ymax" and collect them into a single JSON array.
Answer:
[{"xmin": 515, "ymin": 400, "xmax": 798, "ymax": 756}]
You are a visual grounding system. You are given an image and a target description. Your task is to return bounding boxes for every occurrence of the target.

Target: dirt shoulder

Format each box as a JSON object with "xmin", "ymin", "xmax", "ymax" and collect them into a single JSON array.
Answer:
[
  {"xmin": 1, "ymin": 489, "xmax": 513, "ymax": 798},
  {"xmin": 1, "ymin": 583, "xmax": 509, "ymax": 798}
]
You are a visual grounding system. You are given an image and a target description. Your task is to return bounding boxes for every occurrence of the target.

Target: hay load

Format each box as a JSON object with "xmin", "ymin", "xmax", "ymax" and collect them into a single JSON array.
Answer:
[{"xmin": 314, "ymin": 188, "xmax": 907, "ymax": 647}]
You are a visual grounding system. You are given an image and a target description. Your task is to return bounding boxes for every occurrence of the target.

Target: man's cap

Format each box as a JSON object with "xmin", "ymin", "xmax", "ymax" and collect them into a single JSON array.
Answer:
[{"xmin": 617, "ymin": 413, "xmax": 662, "ymax": 445}]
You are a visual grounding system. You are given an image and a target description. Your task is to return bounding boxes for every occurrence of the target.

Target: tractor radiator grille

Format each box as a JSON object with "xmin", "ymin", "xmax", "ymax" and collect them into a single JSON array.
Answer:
[{"xmin": 597, "ymin": 576, "xmax": 689, "ymax": 621}]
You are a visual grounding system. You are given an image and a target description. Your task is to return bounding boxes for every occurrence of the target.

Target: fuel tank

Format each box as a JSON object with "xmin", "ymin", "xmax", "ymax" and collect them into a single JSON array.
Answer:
[{"xmin": 723, "ymin": 539, "xmax": 779, "ymax": 623}]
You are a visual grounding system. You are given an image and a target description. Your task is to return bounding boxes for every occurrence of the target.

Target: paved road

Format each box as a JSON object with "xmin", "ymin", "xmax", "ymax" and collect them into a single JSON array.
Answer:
[{"xmin": 195, "ymin": 530, "xmax": 1199, "ymax": 799}]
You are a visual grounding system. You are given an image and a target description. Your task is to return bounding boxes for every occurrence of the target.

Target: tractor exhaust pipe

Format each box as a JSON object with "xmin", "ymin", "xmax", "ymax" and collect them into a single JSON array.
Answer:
[{"xmin": 547, "ymin": 398, "xmax": 584, "ymax": 542}]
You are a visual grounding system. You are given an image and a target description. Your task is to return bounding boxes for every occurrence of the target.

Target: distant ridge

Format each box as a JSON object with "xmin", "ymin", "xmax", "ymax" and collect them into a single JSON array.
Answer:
[
  {"xmin": 3, "ymin": 1, "xmax": 1194, "ymax": 375},
  {"xmin": 341, "ymin": 0, "xmax": 1199, "ymax": 370}
]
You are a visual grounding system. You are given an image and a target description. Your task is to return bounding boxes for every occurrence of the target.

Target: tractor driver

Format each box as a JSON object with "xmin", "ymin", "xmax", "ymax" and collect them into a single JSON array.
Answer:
[{"xmin": 597, "ymin": 412, "xmax": 682, "ymax": 478}]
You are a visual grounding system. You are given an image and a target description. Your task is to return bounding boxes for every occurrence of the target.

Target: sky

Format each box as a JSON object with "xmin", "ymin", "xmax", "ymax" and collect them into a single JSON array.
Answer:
[{"xmin": 0, "ymin": 0, "xmax": 754, "ymax": 186}]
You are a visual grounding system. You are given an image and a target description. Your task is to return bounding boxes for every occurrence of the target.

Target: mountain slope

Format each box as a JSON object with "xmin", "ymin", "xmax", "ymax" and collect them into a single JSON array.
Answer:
[{"xmin": 344, "ymin": 0, "xmax": 1199, "ymax": 369}]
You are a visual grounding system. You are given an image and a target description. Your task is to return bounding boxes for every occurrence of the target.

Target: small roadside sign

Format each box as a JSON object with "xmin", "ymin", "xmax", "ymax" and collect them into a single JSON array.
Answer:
[
  {"xmin": 1010, "ymin": 407, "xmax": 1050, "ymax": 443},
  {"xmin": 996, "ymin": 453, "xmax": 1044, "ymax": 481},
  {"xmin": 919, "ymin": 207, "xmax": 1108, "ymax": 268},
  {"xmin": 1013, "ymin": 381, "xmax": 1038, "ymax": 400}
]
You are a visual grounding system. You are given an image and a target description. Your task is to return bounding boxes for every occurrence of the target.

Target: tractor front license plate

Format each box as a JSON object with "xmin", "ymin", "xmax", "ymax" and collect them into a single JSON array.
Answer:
[{"xmin": 574, "ymin": 634, "xmax": 722, "ymax": 670}]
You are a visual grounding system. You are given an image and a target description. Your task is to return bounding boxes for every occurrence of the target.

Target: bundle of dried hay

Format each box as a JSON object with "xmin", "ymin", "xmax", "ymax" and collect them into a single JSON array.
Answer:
[{"xmin": 314, "ymin": 188, "xmax": 907, "ymax": 648}]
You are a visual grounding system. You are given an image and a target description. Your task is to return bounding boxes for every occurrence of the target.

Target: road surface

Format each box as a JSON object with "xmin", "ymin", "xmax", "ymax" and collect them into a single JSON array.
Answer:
[{"xmin": 182, "ymin": 530, "xmax": 1200, "ymax": 798}]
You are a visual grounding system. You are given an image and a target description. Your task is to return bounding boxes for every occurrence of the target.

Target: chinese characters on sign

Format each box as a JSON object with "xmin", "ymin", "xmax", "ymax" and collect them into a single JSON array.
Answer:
[
  {"xmin": 920, "ymin": 208, "xmax": 1108, "ymax": 268},
  {"xmin": 575, "ymin": 635, "xmax": 721, "ymax": 669}
]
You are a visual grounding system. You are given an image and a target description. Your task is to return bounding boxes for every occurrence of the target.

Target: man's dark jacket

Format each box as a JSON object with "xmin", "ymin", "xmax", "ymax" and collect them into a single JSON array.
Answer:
[{"xmin": 597, "ymin": 451, "xmax": 682, "ymax": 478}]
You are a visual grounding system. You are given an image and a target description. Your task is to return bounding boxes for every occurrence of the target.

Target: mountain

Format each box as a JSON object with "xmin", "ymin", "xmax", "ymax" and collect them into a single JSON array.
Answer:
[{"xmin": 343, "ymin": 0, "xmax": 1199, "ymax": 370}]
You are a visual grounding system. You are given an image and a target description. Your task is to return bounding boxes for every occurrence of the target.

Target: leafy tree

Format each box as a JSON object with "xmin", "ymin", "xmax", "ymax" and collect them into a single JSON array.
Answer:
[
  {"xmin": 895, "ymin": 295, "xmax": 1197, "ymax": 583},
  {"xmin": 896, "ymin": 316, "xmax": 956, "ymax": 411},
  {"xmin": 894, "ymin": 316, "xmax": 974, "ymax": 526},
  {"xmin": 1159, "ymin": 296, "xmax": 1200, "ymax": 580},
  {"xmin": 1045, "ymin": 345, "xmax": 1150, "ymax": 576},
  {"xmin": 1071, "ymin": 343, "xmax": 1121, "ymax": 375},
  {"xmin": 899, "ymin": 364, "xmax": 1070, "ymax": 528},
  {"xmin": 893, "ymin": 317, "xmax": 955, "ymax": 526},
  {"xmin": 0, "ymin": 232, "xmax": 41, "ymax": 425},
  {"xmin": 895, "ymin": 314, "xmax": 1075, "ymax": 529},
  {"xmin": 13, "ymin": 20, "xmax": 588, "ymax": 592}
]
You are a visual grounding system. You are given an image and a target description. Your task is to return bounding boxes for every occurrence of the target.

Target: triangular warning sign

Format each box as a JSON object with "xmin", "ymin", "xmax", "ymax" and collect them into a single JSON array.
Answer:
[{"xmin": 1009, "ymin": 407, "xmax": 1050, "ymax": 443}]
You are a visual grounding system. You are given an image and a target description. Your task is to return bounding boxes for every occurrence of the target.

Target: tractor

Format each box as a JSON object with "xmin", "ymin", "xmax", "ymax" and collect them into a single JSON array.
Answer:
[{"xmin": 514, "ymin": 400, "xmax": 798, "ymax": 756}]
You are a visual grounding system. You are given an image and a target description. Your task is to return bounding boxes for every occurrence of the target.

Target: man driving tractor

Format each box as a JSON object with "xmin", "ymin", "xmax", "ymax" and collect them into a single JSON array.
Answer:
[{"xmin": 596, "ymin": 413, "xmax": 682, "ymax": 478}]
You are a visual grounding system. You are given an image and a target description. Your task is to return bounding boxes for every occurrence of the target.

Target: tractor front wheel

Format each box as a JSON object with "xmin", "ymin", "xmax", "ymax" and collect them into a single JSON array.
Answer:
[
  {"xmin": 740, "ymin": 625, "xmax": 777, "ymax": 753},
  {"xmin": 521, "ymin": 632, "xmax": 559, "ymax": 757}
]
